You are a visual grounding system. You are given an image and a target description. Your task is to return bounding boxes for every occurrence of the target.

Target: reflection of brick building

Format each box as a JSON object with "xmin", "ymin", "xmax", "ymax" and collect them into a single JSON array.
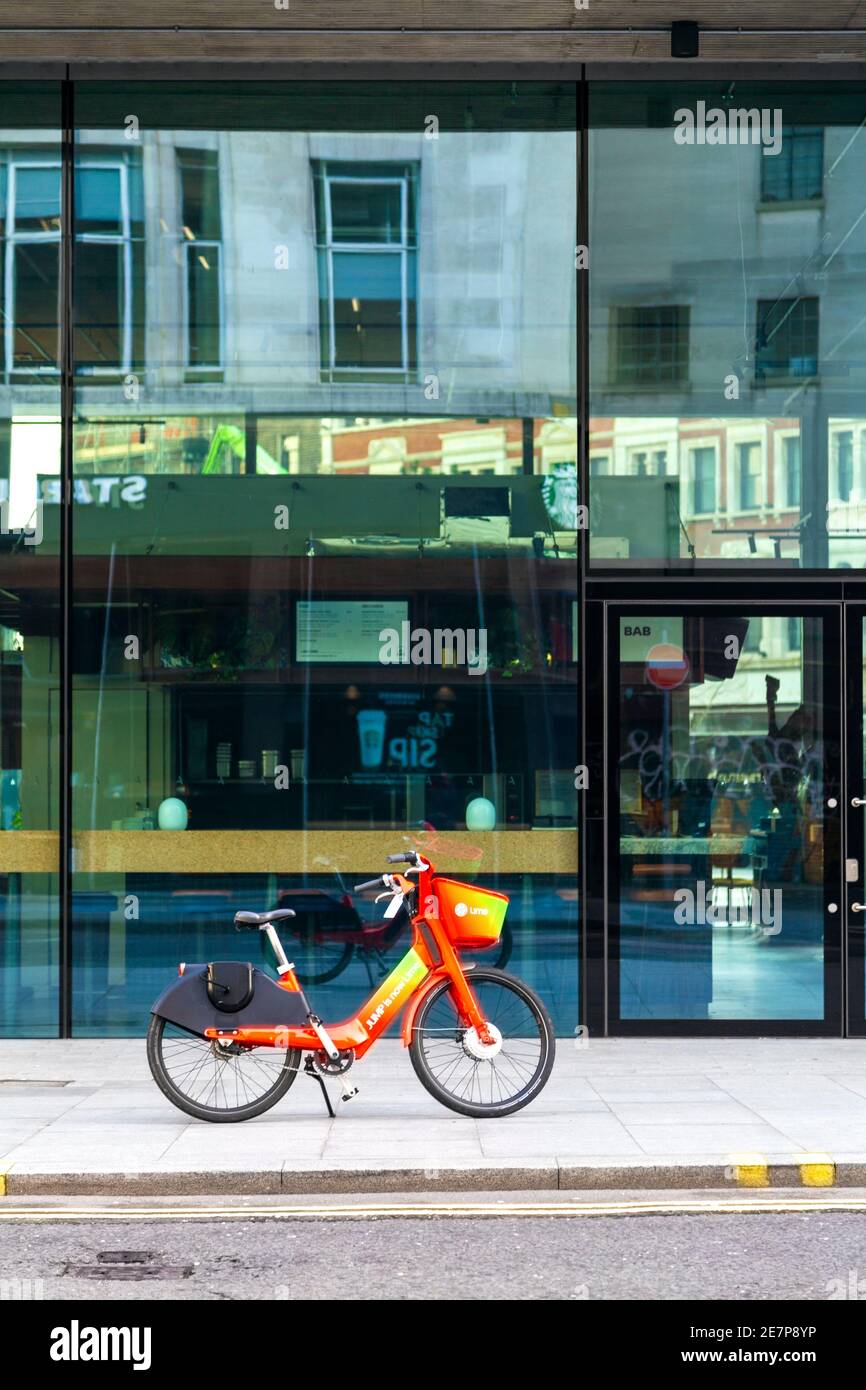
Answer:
[
  {"xmin": 326, "ymin": 416, "xmax": 578, "ymax": 477},
  {"xmin": 590, "ymin": 416, "xmax": 816, "ymax": 561}
]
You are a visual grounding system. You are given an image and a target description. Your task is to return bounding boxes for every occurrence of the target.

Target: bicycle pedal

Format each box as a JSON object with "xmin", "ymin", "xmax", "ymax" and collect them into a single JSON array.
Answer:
[{"xmin": 341, "ymin": 1086, "xmax": 360, "ymax": 1102}]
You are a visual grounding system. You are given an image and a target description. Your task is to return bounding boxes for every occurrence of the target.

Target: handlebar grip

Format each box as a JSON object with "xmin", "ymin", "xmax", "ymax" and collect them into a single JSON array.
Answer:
[
  {"xmin": 387, "ymin": 852, "xmax": 417, "ymax": 864},
  {"xmin": 354, "ymin": 876, "xmax": 385, "ymax": 893}
]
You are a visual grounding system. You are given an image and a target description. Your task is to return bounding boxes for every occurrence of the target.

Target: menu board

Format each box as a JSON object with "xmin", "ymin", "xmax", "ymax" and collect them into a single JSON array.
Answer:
[{"xmin": 295, "ymin": 600, "xmax": 409, "ymax": 664}]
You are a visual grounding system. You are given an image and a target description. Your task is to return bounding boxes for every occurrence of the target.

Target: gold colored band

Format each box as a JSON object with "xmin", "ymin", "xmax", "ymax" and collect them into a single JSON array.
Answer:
[{"xmin": 71, "ymin": 829, "xmax": 576, "ymax": 877}]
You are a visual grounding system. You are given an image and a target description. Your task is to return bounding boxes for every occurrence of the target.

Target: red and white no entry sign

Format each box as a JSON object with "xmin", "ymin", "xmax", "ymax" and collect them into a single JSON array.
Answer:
[{"xmin": 645, "ymin": 642, "xmax": 689, "ymax": 690}]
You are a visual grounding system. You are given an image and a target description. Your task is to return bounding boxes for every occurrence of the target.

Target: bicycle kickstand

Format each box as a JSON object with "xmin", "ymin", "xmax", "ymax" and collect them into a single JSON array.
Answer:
[{"xmin": 303, "ymin": 1056, "xmax": 336, "ymax": 1118}]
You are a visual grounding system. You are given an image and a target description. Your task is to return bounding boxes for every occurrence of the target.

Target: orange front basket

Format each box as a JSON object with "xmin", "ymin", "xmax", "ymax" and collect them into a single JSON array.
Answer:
[{"xmin": 432, "ymin": 877, "xmax": 509, "ymax": 950}]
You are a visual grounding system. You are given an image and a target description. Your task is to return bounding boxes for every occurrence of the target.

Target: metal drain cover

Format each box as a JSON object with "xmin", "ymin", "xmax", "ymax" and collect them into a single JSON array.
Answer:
[
  {"xmin": 66, "ymin": 1251, "xmax": 193, "ymax": 1281},
  {"xmin": 0, "ymin": 1079, "xmax": 71, "ymax": 1088},
  {"xmin": 97, "ymin": 1251, "xmax": 155, "ymax": 1264}
]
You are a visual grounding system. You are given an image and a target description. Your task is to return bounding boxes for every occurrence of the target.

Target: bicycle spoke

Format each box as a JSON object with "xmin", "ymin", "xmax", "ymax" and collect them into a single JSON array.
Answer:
[
  {"xmin": 159, "ymin": 1024, "xmax": 292, "ymax": 1111},
  {"xmin": 416, "ymin": 976, "xmax": 549, "ymax": 1113}
]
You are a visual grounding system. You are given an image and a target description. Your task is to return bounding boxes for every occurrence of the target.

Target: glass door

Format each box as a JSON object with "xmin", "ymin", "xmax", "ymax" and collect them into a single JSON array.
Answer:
[
  {"xmin": 608, "ymin": 604, "xmax": 842, "ymax": 1033},
  {"xmin": 845, "ymin": 607, "xmax": 866, "ymax": 1036}
]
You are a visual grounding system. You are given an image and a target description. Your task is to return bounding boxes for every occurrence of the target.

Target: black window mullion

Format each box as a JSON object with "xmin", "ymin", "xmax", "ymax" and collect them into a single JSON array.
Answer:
[{"xmin": 59, "ymin": 70, "xmax": 74, "ymax": 1038}]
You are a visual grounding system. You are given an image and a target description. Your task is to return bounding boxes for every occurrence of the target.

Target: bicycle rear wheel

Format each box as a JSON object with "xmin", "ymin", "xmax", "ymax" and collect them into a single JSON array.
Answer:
[
  {"xmin": 408, "ymin": 967, "xmax": 554, "ymax": 1117},
  {"xmin": 147, "ymin": 1014, "xmax": 301, "ymax": 1122}
]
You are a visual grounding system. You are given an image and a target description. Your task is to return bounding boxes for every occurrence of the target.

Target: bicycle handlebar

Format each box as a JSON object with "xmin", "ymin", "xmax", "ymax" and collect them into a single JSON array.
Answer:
[
  {"xmin": 354, "ymin": 853, "xmax": 429, "ymax": 893},
  {"xmin": 353, "ymin": 875, "xmax": 387, "ymax": 893}
]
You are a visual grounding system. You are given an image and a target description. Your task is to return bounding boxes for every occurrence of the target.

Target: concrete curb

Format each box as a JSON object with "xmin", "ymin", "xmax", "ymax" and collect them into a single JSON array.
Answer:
[{"xmin": 4, "ymin": 1157, "xmax": 866, "ymax": 1196}]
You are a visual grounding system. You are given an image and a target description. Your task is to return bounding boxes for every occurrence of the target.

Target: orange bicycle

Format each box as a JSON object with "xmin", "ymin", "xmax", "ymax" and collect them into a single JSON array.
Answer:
[{"xmin": 147, "ymin": 850, "xmax": 554, "ymax": 1122}]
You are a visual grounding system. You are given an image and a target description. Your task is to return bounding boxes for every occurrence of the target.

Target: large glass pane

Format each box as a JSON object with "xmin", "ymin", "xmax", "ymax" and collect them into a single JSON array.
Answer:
[
  {"xmin": 178, "ymin": 149, "xmax": 220, "ymax": 242},
  {"xmin": 616, "ymin": 612, "xmax": 828, "ymax": 1021},
  {"xmin": 0, "ymin": 84, "xmax": 62, "ymax": 1034},
  {"xmin": 590, "ymin": 82, "xmax": 866, "ymax": 570},
  {"xmin": 331, "ymin": 251, "xmax": 404, "ymax": 370},
  {"xmin": 330, "ymin": 181, "xmax": 403, "ymax": 243},
  {"xmin": 13, "ymin": 243, "xmax": 59, "ymax": 372},
  {"xmin": 186, "ymin": 244, "xmax": 221, "ymax": 370},
  {"xmin": 861, "ymin": 619, "xmax": 866, "ymax": 1024},
  {"xmin": 76, "ymin": 167, "xmax": 122, "ymax": 234},
  {"xmin": 75, "ymin": 242, "xmax": 125, "ymax": 369},
  {"xmin": 14, "ymin": 165, "xmax": 60, "ymax": 232},
  {"xmin": 70, "ymin": 82, "xmax": 579, "ymax": 1036}
]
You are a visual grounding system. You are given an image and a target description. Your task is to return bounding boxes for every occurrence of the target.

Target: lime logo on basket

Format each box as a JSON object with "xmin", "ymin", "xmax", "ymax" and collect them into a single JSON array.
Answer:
[{"xmin": 455, "ymin": 901, "xmax": 488, "ymax": 918}]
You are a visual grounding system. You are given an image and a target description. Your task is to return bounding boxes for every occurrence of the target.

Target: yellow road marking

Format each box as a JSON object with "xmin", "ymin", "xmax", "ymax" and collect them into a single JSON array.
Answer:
[
  {"xmin": 726, "ymin": 1153, "xmax": 770, "ymax": 1187},
  {"xmin": 0, "ymin": 1196, "xmax": 865, "ymax": 1221},
  {"xmin": 735, "ymin": 1164, "xmax": 769, "ymax": 1188},
  {"xmin": 798, "ymin": 1154, "xmax": 836, "ymax": 1187},
  {"xmin": 727, "ymin": 1152, "xmax": 840, "ymax": 1189}
]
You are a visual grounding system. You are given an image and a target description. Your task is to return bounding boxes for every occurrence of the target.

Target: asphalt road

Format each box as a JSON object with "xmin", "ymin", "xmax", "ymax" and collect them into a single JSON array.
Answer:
[{"xmin": 3, "ymin": 1194, "xmax": 866, "ymax": 1300}]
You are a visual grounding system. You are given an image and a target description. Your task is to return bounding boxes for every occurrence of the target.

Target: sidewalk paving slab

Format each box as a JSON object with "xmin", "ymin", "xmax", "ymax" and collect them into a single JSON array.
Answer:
[{"xmin": 2, "ymin": 1037, "xmax": 866, "ymax": 1195}]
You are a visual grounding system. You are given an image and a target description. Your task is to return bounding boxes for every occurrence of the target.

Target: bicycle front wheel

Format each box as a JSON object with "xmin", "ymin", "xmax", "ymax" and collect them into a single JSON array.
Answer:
[
  {"xmin": 147, "ymin": 1014, "xmax": 301, "ymax": 1123},
  {"xmin": 408, "ymin": 967, "xmax": 555, "ymax": 1117}
]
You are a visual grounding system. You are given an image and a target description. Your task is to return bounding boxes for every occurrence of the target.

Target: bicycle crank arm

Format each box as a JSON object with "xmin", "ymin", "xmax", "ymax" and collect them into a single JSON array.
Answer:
[{"xmin": 308, "ymin": 1013, "xmax": 341, "ymax": 1062}]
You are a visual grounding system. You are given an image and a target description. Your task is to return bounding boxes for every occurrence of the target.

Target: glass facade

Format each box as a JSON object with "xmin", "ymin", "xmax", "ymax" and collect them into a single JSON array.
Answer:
[
  {"xmin": 11, "ymin": 70, "xmax": 866, "ymax": 1036},
  {"xmin": 614, "ymin": 611, "xmax": 830, "ymax": 1021},
  {"xmin": 0, "ymin": 83, "xmax": 61, "ymax": 1035},
  {"xmin": 587, "ymin": 76, "xmax": 863, "ymax": 1036},
  {"xmin": 589, "ymin": 82, "xmax": 866, "ymax": 571},
  {"xmin": 0, "ymin": 79, "xmax": 579, "ymax": 1036}
]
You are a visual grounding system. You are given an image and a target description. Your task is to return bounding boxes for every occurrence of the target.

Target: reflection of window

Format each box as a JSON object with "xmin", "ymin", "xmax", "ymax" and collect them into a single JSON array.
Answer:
[
  {"xmin": 737, "ymin": 442, "xmax": 762, "ymax": 510},
  {"xmin": 612, "ymin": 305, "xmax": 688, "ymax": 387},
  {"xmin": 75, "ymin": 156, "xmax": 144, "ymax": 374},
  {"xmin": 835, "ymin": 430, "xmax": 854, "ymax": 502},
  {"xmin": 179, "ymin": 150, "xmax": 222, "ymax": 373},
  {"xmin": 787, "ymin": 617, "xmax": 802, "ymax": 652},
  {"xmin": 1, "ymin": 159, "xmax": 61, "ymax": 375},
  {"xmin": 691, "ymin": 446, "xmax": 715, "ymax": 514},
  {"xmin": 630, "ymin": 449, "xmax": 666, "ymax": 477},
  {"xmin": 761, "ymin": 127, "xmax": 823, "ymax": 204},
  {"xmin": 744, "ymin": 617, "xmax": 763, "ymax": 653},
  {"xmin": 756, "ymin": 297, "xmax": 818, "ymax": 381},
  {"xmin": 589, "ymin": 454, "xmax": 610, "ymax": 476},
  {"xmin": 782, "ymin": 435, "xmax": 801, "ymax": 507},
  {"xmin": 314, "ymin": 162, "xmax": 418, "ymax": 380},
  {"xmin": 282, "ymin": 434, "xmax": 300, "ymax": 473}
]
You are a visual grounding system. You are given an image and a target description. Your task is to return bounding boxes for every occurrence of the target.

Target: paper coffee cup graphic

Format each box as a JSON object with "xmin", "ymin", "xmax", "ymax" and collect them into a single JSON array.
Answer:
[{"xmin": 357, "ymin": 709, "xmax": 386, "ymax": 769}]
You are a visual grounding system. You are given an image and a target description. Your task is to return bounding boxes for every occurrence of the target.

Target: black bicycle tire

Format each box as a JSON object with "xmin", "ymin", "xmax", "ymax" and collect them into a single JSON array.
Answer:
[
  {"xmin": 147, "ymin": 1013, "xmax": 301, "ymax": 1123},
  {"xmin": 408, "ymin": 967, "xmax": 555, "ymax": 1118}
]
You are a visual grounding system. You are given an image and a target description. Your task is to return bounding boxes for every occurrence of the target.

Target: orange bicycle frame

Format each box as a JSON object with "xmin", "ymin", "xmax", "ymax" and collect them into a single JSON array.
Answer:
[{"xmin": 203, "ymin": 862, "xmax": 493, "ymax": 1056}]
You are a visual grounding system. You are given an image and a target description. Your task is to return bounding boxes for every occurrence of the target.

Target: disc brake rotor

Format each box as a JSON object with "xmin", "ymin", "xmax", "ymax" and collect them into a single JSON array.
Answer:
[{"xmin": 461, "ymin": 1022, "xmax": 503, "ymax": 1060}]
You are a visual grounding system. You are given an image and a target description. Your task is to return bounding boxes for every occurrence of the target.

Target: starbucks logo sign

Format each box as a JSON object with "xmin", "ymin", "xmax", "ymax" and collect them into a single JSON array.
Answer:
[{"xmin": 541, "ymin": 462, "xmax": 578, "ymax": 529}]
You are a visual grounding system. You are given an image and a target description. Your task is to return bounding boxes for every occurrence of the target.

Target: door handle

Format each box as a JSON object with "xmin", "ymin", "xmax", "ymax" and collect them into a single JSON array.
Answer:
[
  {"xmin": 853, "ymin": 903, "xmax": 866, "ymax": 913},
  {"xmin": 853, "ymin": 799, "xmax": 866, "ymax": 808}
]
